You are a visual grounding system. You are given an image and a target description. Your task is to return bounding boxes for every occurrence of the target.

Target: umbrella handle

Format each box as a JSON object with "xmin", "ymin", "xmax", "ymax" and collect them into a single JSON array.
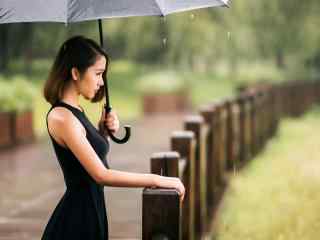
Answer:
[
  {"xmin": 104, "ymin": 105, "xmax": 131, "ymax": 144},
  {"xmin": 107, "ymin": 125, "xmax": 131, "ymax": 144}
]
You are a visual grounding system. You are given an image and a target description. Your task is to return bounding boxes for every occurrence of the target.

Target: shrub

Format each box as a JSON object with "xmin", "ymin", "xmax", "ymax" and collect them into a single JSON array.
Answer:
[
  {"xmin": 0, "ymin": 76, "xmax": 36, "ymax": 113},
  {"xmin": 137, "ymin": 70, "xmax": 188, "ymax": 94}
]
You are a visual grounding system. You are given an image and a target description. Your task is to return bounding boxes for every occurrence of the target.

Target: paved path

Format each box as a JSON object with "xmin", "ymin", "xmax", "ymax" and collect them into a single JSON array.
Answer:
[{"xmin": 0, "ymin": 113, "xmax": 187, "ymax": 239}]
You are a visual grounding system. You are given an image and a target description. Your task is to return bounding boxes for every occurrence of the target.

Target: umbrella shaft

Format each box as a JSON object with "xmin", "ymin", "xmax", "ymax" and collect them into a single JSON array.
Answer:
[
  {"xmin": 98, "ymin": 19, "xmax": 111, "ymax": 110},
  {"xmin": 98, "ymin": 19, "xmax": 104, "ymax": 48}
]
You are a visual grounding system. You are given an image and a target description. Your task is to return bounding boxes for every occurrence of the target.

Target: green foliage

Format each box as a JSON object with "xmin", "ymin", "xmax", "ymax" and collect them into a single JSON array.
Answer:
[
  {"xmin": 232, "ymin": 61, "xmax": 286, "ymax": 87},
  {"xmin": 2, "ymin": 0, "xmax": 320, "ymax": 80},
  {"xmin": 247, "ymin": 0, "xmax": 319, "ymax": 69},
  {"xmin": 137, "ymin": 70, "xmax": 188, "ymax": 94},
  {"xmin": 213, "ymin": 106, "xmax": 320, "ymax": 240},
  {"xmin": 182, "ymin": 68, "xmax": 235, "ymax": 107},
  {"xmin": 7, "ymin": 58, "xmax": 52, "ymax": 82},
  {"xmin": 0, "ymin": 76, "xmax": 36, "ymax": 112}
]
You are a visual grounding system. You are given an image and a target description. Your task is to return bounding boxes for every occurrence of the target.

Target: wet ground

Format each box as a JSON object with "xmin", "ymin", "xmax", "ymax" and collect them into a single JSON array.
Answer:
[{"xmin": 0, "ymin": 113, "xmax": 187, "ymax": 240}]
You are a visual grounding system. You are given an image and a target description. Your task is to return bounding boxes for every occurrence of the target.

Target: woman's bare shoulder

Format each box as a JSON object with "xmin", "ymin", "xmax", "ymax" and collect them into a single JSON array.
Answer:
[
  {"xmin": 48, "ymin": 106, "xmax": 72, "ymax": 122},
  {"xmin": 47, "ymin": 107, "xmax": 85, "ymax": 145}
]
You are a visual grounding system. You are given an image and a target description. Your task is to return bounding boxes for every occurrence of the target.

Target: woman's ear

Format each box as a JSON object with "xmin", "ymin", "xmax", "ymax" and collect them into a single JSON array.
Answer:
[{"xmin": 71, "ymin": 67, "xmax": 80, "ymax": 81}]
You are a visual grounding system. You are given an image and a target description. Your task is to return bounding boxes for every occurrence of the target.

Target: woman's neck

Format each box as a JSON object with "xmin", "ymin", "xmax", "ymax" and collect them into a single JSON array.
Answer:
[{"xmin": 61, "ymin": 82, "xmax": 80, "ymax": 108}]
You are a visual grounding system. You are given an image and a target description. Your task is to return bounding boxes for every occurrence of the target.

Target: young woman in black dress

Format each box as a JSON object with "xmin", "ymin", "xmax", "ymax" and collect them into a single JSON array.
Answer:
[{"xmin": 41, "ymin": 36, "xmax": 185, "ymax": 240}]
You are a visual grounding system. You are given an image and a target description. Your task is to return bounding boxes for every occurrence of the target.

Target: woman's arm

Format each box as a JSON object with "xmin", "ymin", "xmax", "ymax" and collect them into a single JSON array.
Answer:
[{"xmin": 51, "ymin": 109, "xmax": 184, "ymax": 200}]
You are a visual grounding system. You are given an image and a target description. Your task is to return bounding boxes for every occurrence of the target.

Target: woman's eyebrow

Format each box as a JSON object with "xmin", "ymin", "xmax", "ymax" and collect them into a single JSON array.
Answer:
[{"xmin": 95, "ymin": 68, "xmax": 105, "ymax": 72}]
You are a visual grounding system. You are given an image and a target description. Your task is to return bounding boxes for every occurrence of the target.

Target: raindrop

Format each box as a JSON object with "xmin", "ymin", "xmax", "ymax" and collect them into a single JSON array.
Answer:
[
  {"xmin": 190, "ymin": 13, "xmax": 195, "ymax": 20},
  {"xmin": 161, "ymin": 16, "xmax": 166, "ymax": 23},
  {"xmin": 227, "ymin": 31, "xmax": 231, "ymax": 40},
  {"xmin": 233, "ymin": 166, "xmax": 237, "ymax": 177},
  {"xmin": 162, "ymin": 37, "xmax": 167, "ymax": 47}
]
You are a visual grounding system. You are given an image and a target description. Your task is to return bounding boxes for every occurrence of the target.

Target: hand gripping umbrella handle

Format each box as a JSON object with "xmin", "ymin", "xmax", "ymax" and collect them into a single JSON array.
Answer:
[{"xmin": 104, "ymin": 105, "xmax": 131, "ymax": 144}]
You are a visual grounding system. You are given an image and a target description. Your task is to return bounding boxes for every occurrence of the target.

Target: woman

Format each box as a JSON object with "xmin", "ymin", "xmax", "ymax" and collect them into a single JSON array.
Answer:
[{"xmin": 42, "ymin": 36, "xmax": 185, "ymax": 240}]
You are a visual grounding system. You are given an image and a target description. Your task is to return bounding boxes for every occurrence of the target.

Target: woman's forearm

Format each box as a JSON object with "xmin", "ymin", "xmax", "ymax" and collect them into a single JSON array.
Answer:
[{"xmin": 98, "ymin": 168, "xmax": 157, "ymax": 188}]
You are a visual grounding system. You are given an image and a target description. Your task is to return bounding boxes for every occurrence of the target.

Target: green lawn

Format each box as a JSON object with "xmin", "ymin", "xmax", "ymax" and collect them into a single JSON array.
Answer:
[{"xmin": 213, "ymin": 106, "xmax": 320, "ymax": 240}]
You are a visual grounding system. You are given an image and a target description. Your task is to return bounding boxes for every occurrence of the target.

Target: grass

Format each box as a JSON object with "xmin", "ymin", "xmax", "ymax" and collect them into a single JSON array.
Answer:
[{"xmin": 212, "ymin": 106, "xmax": 320, "ymax": 240}]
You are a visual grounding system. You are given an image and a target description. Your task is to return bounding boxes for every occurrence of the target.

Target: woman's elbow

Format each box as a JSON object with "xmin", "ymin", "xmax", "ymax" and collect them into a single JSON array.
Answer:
[{"xmin": 94, "ymin": 168, "xmax": 110, "ymax": 186}]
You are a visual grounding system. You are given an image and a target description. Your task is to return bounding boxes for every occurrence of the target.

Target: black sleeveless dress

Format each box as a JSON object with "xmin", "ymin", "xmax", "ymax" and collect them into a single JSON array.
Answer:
[{"xmin": 41, "ymin": 100, "xmax": 110, "ymax": 240}]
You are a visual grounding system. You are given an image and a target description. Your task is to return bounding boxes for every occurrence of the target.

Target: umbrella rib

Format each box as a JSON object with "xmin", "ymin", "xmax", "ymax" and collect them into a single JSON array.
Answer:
[
  {"xmin": 221, "ymin": 0, "xmax": 231, "ymax": 8},
  {"xmin": 0, "ymin": 8, "xmax": 12, "ymax": 20},
  {"xmin": 154, "ymin": 0, "xmax": 165, "ymax": 16},
  {"xmin": 65, "ymin": 0, "xmax": 68, "ymax": 24}
]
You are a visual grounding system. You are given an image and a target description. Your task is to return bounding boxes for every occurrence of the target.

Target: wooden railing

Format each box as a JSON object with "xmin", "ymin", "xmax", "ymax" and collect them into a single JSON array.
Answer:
[{"xmin": 142, "ymin": 80, "xmax": 320, "ymax": 240}]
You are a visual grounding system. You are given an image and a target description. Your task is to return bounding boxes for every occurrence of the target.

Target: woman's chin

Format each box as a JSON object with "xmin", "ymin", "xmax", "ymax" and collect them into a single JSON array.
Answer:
[
  {"xmin": 83, "ymin": 92, "xmax": 95, "ymax": 100},
  {"xmin": 83, "ymin": 95, "xmax": 91, "ymax": 100}
]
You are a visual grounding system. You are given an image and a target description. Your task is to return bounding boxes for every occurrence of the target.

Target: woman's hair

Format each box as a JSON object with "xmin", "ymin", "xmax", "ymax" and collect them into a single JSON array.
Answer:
[{"xmin": 43, "ymin": 35, "xmax": 109, "ymax": 105}]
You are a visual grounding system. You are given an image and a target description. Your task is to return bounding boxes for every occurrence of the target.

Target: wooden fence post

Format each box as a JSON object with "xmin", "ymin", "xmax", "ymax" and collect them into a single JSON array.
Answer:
[
  {"xmin": 269, "ymin": 86, "xmax": 278, "ymax": 137},
  {"xmin": 256, "ymin": 91, "xmax": 264, "ymax": 153},
  {"xmin": 171, "ymin": 131, "xmax": 196, "ymax": 240},
  {"xmin": 143, "ymin": 188, "xmax": 180, "ymax": 240},
  {"xmin": 184, "ymin": 115, "xmax": 208, "ymax": 235},
  {"xmin": 317, "ymin": 81, "xmax": 320, "ymax": 104},
  {"xmin": 143, "ymin": 152, "xmax": 181, "ymax": 240},
  {"xmin": 285, "ymin": 82, "xmax": 292, "ymax": 116},
  {"xmin": 248, "ymin": 91, "xmax": 257, "ymax": 157},
  {"xmin": 276, "ymin": 84, "xmax": 285, "ymax": 118},
  {"xmin": 225, "ymin": 98, "xmax": 241, "ymax": 170},
  {"xmin": 265, "ymin": 88, "xmax": 273, "ymax": 139},
  {"xmin": 274, "ymin": 85, "xmax": 281, "ymax": 132},
  {"xmin": 243, "ymin": 94, "xmax": 252, "ymax": 161},
  {"xmin": 199, "ymin": 104, "xmax": 219, "ymax": 216},
  {"xmin": 213, "ymin": 101, "xmax": 228, "ymax": 185},
  {"xmin": 262, "ymin": 91, "xmax": 268, "ymax": 147},
  {"xmin": 236, "ymin": 95, "xmax": 246, "ymax": 163},
  {"xmin": 151, "ymin": 152, "xmax": 180, "ymax": 177}
]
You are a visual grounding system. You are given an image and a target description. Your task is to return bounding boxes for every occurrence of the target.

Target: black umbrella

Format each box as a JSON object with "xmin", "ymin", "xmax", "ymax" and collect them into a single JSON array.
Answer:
[{"xmin": 1, "ymin": 0, "xmax": 229, "ymax": 144}]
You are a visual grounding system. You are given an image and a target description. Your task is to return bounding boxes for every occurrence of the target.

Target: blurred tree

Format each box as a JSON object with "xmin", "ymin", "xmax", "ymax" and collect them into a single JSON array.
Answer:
[
  {"xmin": 125, "ymin": 17, "xmax": 164, "ymax": 64},
  {"xmin": 0, "ymin": 25, "xmax": 10, "ymax": 73},
  {"xmin": 248, "ymin": 0, "xmax": 316, "ymax": 69},
  {"xmin": 166, "ymin": 11, "xmax": 218, "ymax": 71},
  {"xmin": 2, "ymin": 0, "xmax": 320, "ymax": 81},
  {"xmin": 207, "ymin": 1, "xmax": 254, "ymax": 77},
  {"xmin": 0, "ymin": 23, "xmax": 34, "ymax": 74}
]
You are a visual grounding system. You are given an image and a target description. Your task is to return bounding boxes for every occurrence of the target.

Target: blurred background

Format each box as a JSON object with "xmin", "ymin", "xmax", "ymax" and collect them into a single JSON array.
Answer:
[
  {"xmin": 1, "ymin": 0, "xmax": 320, "ymax": 137},
  {"xmin": 1, "ymin": 0, "xmax": 320, "ymax": 239}
]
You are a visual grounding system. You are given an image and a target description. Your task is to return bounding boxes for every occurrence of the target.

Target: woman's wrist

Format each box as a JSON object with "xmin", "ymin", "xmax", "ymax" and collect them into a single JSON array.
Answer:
[{"xmin": 149, "ymin": 174, "xmax": 159, "ymax": 188}]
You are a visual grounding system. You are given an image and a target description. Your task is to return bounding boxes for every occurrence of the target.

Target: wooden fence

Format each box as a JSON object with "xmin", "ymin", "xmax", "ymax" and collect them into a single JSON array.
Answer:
[{"xmin": 142, "ymin": 80, "xmax": 320, "ymax": 240}]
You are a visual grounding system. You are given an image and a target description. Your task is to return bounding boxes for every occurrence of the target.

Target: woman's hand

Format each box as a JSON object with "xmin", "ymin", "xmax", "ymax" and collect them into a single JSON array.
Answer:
[
  {"xmin": 98, "ymin": 106, "xmax": 120, "ymax": 135},
  {"xmin": 153, "ymin": 175, "xmax": 185, "ymax": 203}
]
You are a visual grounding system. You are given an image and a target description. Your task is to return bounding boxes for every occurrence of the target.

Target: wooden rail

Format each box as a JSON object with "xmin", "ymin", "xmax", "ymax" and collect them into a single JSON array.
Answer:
[{"xmin": 142, "ymin": 79, "xmax": 320, "ymax": 239}]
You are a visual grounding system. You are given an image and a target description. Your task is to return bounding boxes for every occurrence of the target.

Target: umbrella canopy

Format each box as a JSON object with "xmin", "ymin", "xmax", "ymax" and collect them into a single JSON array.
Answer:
[
  {"xmin": 0, "ymin": 0, "xmax": 229, "ymax": 143},
  {"xmin": 0, "ymin": 0, "xmax": 229, "ymax": 23}
]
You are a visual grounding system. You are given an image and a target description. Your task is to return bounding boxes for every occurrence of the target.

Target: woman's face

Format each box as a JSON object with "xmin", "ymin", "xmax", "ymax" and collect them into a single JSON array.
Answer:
[{"xmin": 77, "ymin": 55, "xmax": 106, "ymax": 100}]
